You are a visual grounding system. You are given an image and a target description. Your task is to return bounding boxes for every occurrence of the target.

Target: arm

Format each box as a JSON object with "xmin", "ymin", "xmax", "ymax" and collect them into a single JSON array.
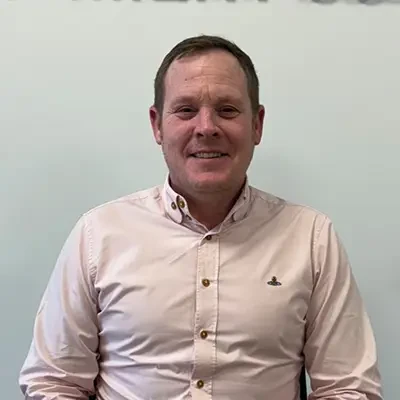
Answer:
[
  {"xmin": 304, "ymin": 216, "xmax": 383, "ymax": 400},
  {"xmin": 19, "ymin": 216, "xmax": 99, "ymax": 399}
]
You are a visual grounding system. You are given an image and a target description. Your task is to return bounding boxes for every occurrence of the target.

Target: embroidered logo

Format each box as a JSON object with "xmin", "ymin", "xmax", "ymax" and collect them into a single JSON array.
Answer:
[{"xmin": 267, "ymin": 276, "xmax": 282, "ymax": 286}]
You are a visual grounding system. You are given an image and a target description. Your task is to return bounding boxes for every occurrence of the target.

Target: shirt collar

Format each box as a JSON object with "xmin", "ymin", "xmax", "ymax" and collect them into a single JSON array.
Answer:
[{"xmin": 162, "ymin": 175, "xmax": 252, "ymax": 229}]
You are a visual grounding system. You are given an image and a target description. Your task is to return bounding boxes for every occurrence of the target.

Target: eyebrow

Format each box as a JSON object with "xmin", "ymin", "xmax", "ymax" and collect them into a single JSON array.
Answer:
[{"xmin": 169, "ymin": 94, "xmax": 244, "ymax": 108}]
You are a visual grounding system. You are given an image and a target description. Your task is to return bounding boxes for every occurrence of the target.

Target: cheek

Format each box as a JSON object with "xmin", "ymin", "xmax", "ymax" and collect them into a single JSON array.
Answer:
[
  {"xmin": 225, "ymin": 127, "xmax": 255, "ymax": 150},
  {"xmin": 165, "ymin": 122, "xmax": 192, "ymax": 147},
  {"xmin": 162, "ymin": 131, "xmax": 189, "ymax": 156}
]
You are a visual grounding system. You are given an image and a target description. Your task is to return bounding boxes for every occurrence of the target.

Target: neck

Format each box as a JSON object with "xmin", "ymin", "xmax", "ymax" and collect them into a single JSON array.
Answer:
[{"xmin": 171, "ymin": 180, "xmax": 246, "ymax": 230}]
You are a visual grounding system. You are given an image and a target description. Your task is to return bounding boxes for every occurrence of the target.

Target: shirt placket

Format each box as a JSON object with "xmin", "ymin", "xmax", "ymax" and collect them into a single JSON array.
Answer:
[{"xmin": 190, "ymin": 234, "xmax": 220, "ymax": 399}]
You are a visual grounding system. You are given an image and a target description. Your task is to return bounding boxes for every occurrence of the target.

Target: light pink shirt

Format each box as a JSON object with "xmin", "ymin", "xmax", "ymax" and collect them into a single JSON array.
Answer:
[{"xmin": 19, "ymin": 178, "xmax": 383, "ymax": 400}]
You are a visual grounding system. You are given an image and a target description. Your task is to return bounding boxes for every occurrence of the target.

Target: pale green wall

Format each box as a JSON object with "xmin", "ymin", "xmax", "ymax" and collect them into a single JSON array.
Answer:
[{"xmin": 1, "ymin": 1, "xmax": 399, "ymax": 399}]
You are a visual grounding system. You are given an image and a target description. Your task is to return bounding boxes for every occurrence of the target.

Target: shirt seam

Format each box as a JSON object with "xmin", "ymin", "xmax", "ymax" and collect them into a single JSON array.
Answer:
[
  {"xmin": 82, "ymin": 191, "xmax": 160, "ymax": 219},
  {"xmin": 310, "ymin": 214, "xmax": 329, "ymax": 291},
  {"xmin": 252, "ymin": 190, "xmax": 324, "ymax": 214},
  {"xmin": 311, "ymin": 215, "xmax": 329, "ymax": 262},
  {"xmin": 83, "ymin": 214, "xmax": 97, "ymax": 292}
]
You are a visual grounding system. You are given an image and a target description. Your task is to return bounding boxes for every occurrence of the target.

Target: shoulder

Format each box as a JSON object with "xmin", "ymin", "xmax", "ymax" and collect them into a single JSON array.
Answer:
[
  {"xmin": 81, "ymin": 185, "xmax": 165, "ymax": 222},
  {"xmin": 249, "ymin": 186, "xmax": 332, "ymax": 239}
]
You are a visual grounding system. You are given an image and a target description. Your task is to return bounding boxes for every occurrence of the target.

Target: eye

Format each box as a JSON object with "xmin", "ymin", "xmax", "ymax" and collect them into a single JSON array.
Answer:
[
  {"xmin": 218, "ymin": 106, "xmax": 239, "ymax": 118},
  {"xmin": 175, "ymin": 106, "xmax": 196, "ymax": 119}
]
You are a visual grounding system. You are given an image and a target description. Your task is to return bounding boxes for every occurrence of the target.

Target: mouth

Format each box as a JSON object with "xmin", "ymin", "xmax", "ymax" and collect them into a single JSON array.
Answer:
[{"xmin": 190, "ymin": 152, "xmax": 229, "ymax": 159}]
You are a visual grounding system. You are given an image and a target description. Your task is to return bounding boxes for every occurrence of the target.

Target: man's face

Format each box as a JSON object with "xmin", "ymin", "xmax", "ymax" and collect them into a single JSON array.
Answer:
[{"xmin": 150, "ymin": 49, "xmax": 264, "ymax": 196}]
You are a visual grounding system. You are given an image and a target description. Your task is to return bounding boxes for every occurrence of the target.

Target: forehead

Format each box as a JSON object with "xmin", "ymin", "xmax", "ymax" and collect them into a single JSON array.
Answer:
[{"xmin": 163, "ymin": 50, "xmax": 248, "ymax": 102}]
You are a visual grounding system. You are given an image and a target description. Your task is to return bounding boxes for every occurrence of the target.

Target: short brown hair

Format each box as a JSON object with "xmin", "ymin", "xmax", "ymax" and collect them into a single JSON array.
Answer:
[{"xmin": 153, "ymin": 35, "xmax": 260, "ymax": 115}]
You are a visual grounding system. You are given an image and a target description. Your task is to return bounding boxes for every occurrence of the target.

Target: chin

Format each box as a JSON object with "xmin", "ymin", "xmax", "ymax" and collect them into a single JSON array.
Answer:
[{"xmin": 190, "ymin": 176, "xmax": 232, "ymax": 193}]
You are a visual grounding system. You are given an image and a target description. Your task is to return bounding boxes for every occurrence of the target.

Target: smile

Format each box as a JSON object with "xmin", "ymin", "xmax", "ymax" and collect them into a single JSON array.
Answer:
[{"xmin": 191, "ymin": 152, "xmax": 228, "ymax": 159}]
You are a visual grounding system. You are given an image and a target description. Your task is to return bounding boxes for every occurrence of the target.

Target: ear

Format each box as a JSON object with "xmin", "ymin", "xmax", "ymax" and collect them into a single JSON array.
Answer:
[
  {"xmin": 149, "ymin": 105, "xmax": 162, "ymax": 145},
  {"xmin": 253, "ymin": 105, "xmax": 265, "ymax": 146}
]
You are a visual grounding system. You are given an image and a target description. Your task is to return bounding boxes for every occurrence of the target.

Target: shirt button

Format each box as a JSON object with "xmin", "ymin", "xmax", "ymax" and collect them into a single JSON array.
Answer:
[
  {"xmin": 196, "ymin": 380, "xmax": 204, "ymax": 389},
  {"xmin": 171, "ymin": 202, "xmax": 177, "ymax": 210},
  {"xmin": 205, "ymin": 235, "xmax": 212, "ymax": 241},
  {"xmin": 178, "ymin": 199, "xmax": 186, "ymax": 209},
  {"xmin": 200, "ymin": 330, "xmax": 208, "ymax": 339},
  {"xmin": 202, "ymin": 279, "xmax": 210, "ymax": 287}
]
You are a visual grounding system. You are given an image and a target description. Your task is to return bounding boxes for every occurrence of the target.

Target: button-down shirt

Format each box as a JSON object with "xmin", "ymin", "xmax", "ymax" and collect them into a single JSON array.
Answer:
[{"xmin": 19, "ymin": 178, "xmax": 383, "ymax": 400}]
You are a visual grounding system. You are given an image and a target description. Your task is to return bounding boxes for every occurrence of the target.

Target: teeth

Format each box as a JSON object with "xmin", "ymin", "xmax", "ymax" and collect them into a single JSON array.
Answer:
[{"xmin": 194, "ymin": 152, "xmax": 224, "ymax": 159}]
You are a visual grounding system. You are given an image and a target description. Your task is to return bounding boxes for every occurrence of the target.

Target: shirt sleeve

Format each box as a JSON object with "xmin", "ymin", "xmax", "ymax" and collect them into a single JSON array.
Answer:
[
  {"xmin": 19, "ymin": 215, "xmax": 99, "ymax": 400},
  {"xmin": 304, "ymin": 216, "xmax": 383, "ymax": 400}
]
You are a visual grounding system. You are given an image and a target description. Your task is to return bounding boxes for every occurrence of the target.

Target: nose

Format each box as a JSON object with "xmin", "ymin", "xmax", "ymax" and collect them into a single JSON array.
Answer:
[{"xmin": 195, "ymin": 107, "xmax": 219, "ymax": 138}]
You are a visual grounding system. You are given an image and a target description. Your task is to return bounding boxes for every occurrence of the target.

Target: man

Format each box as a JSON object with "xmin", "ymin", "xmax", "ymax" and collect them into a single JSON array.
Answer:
[{"xmin": 20, "ymin": 35, "xmax": 383, "ymax": 399}]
